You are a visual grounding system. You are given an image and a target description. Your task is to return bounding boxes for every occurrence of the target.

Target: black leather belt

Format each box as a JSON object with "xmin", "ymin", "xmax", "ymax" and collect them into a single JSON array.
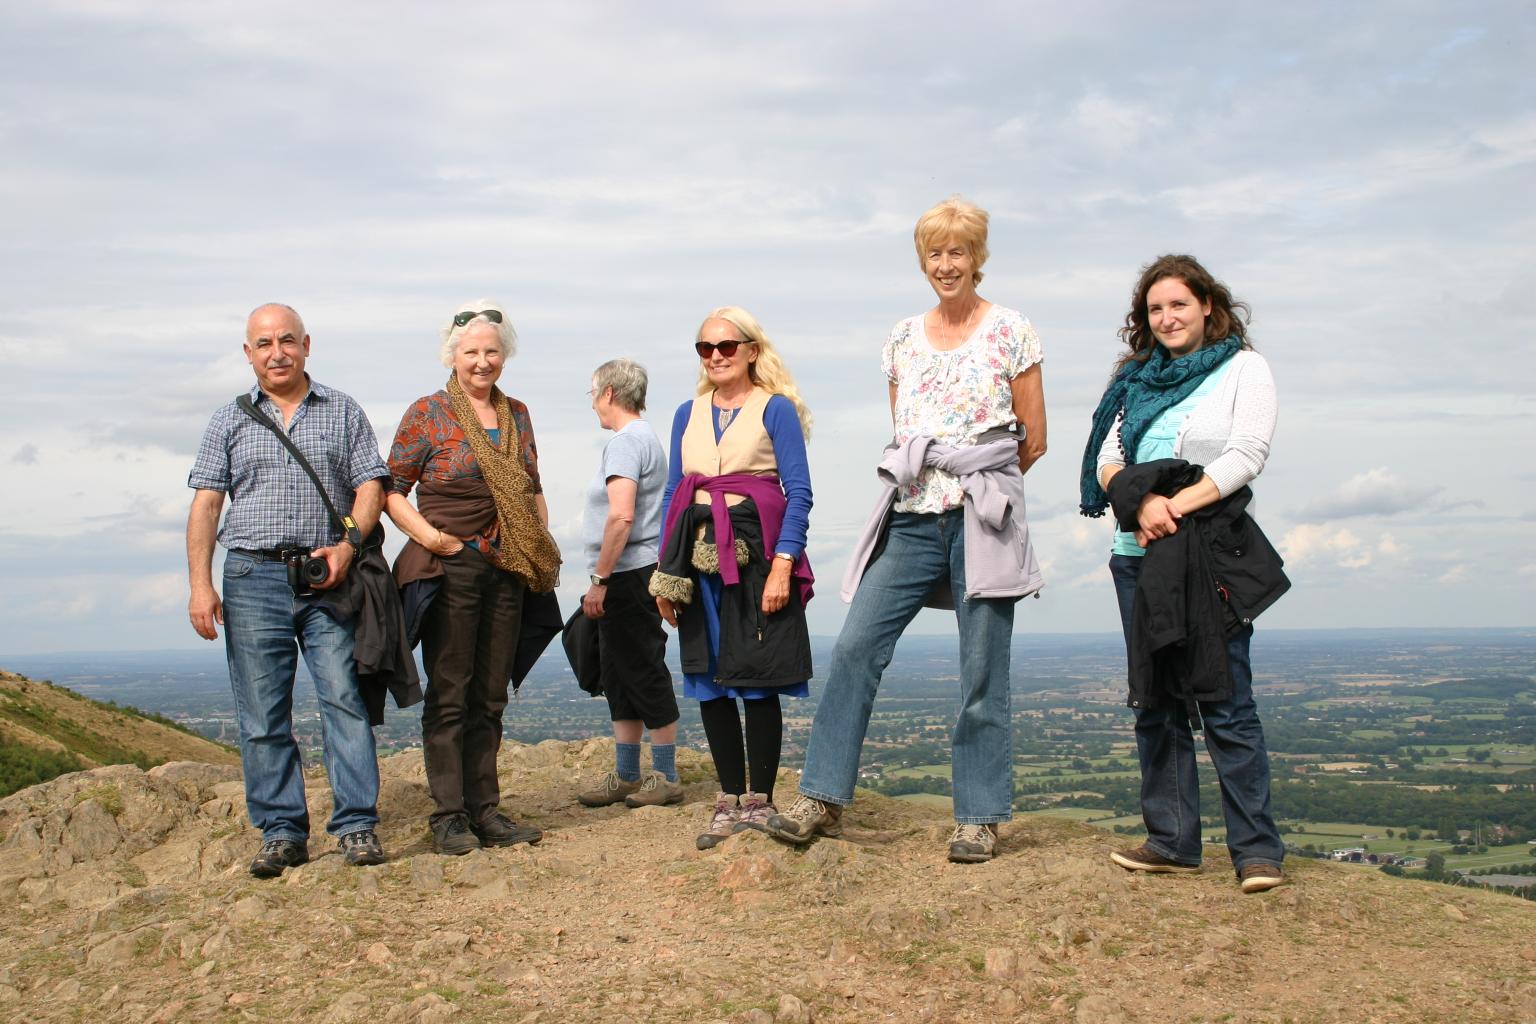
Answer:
[{"xmin": 232, "ymin": 547, "xmax": 309, "ymax": 562}]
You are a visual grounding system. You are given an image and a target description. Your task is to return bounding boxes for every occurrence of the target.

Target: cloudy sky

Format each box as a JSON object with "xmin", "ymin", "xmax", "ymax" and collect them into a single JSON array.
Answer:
[{"xmin": 1, "ymin": 2, "xmax": 1531, "ymax": 655}]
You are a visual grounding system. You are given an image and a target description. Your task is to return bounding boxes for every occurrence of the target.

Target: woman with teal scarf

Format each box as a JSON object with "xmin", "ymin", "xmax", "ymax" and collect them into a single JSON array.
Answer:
[{"xmin": 1081, "ymin": 254, "xmax": 1286, "ymax": 895}]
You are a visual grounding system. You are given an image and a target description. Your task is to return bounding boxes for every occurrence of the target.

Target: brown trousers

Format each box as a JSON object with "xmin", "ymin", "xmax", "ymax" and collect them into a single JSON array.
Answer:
[{"xmin": 420, "ymin": 549, "xmax": 524, "ymax": 825}]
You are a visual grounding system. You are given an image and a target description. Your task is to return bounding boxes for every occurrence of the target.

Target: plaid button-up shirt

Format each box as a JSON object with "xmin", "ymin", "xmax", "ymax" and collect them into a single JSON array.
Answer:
[{"xmin": 188, "ymin": 379, "xmax": 390, "ymax": 551}]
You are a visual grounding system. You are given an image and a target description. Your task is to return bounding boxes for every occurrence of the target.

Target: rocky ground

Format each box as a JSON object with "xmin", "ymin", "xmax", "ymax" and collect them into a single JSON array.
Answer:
[{"xmin": 1, "ymin": 739, "xmax": 1532, "ymax": 1024}]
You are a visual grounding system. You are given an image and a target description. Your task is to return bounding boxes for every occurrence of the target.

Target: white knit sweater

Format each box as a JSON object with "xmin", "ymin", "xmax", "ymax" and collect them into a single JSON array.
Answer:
[{"xmin": 1096, "ymin": 350, "xmax": 1278, "ymax": 498}]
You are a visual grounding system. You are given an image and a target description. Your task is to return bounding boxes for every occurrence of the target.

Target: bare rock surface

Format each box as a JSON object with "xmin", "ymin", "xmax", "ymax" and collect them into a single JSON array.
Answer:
[{"xmin": 1, "ymin": 738, "xmax": 1532, "ymax": 1023}]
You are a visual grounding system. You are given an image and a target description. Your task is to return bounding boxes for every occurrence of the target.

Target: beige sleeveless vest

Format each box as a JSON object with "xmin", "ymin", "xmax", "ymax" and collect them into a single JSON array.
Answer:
[{"xmin": 680, "ymin": 387, "xmax": 778, "ymax": 506}]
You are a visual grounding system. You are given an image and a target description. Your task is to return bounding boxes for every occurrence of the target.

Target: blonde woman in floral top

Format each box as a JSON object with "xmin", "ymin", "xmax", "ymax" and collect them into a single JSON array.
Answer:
[{"xmin": 766, "ymin": 197, "xmax": 1047, "ymax": 863}]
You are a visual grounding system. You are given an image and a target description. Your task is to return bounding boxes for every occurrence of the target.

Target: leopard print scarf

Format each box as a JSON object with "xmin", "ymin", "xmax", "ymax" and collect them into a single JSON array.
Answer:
[{"xmin": 445, "ymin": 373, "xmax": 562, "ymax": 591}]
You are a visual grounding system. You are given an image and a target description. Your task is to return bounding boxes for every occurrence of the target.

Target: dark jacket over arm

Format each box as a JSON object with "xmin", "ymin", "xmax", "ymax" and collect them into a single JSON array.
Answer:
[{"xmin": 1108, "ymin": 459, "xmax": 1289, "ymax": 725}]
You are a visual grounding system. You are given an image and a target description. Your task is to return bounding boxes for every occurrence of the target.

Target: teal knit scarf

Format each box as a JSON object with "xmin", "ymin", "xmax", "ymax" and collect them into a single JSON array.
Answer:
[{"xmin": 1078, "ymin": 336, "xmax": 1241, "ymax": 517}]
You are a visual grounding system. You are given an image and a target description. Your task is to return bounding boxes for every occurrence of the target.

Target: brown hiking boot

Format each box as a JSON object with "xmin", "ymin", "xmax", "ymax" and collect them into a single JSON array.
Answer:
[
  {"xmin": 1239, "ymin": 862, "xmax": 1285, "ymax": 894},
  {"xmin": 1110, "ymin": 844, "xmax": 1200, "ymax": 873},
  {"xmin": 764, "ymin": 794, "xmax": 843, "ymax": 845},
  {"xmin": 696, "ymin": 792, "xmax": 740, "ymax": 850},
  {"xmin": 624, "ymin": 772, "xmax": 684, "ymax": 807},
  {"xmin": 577, "ymin": 771, "xmax": 642, "ymax": 807},
  {"xmin": 947, "ymin": 823, "xmax": 998, "ymax": 863},
  {"xmin": 733, "ymin": 791, "xmax": 774, "ymax": 833}
]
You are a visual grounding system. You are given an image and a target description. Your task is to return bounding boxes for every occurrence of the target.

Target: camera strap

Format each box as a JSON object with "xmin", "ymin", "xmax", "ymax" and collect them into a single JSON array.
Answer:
[{"xmin": 236, "ymin": 394, "xmax": 365, "ymax": 550}]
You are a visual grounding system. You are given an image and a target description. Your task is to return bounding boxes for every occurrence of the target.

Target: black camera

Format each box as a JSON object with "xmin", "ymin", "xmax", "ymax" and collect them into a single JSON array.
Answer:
[{"xmin": 284, "ymin": 550, "xmax": 330, "ymax": 593}]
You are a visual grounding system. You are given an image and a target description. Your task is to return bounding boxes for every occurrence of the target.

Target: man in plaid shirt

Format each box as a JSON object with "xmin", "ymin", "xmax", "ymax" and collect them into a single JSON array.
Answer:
[{"xmin": 186, "ymin": 303, "xmax": 391, "ymax": 878}]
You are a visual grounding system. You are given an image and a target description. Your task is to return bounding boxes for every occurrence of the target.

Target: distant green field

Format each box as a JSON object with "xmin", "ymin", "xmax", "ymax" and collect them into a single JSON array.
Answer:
[
  {"xmin": 1096, "ymin": 814, "xmax": 1145, "ymax": 829},
  {"xmin": 894, "ymin": 793, "xmax": 953, "ymax": 808},
  {"xmin": 887, "ymin": 764, "xmax": 953, "ymax": 780},
  {"xmin": 1017, "ymin": 807, "xmax": 1114, "ymax": 822},
  {"xmin": 1264, "ymin": 819, "xmax": 1536, "ymax": 871}
]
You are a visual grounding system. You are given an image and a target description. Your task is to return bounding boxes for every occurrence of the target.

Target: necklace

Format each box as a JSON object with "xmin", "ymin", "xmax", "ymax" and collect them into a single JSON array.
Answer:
[
  {"xmin": 935, "ymin": 300, "xmax": 982, "ymax": 350},
  {"xmin": 714, "ymin": 389, "xmax": 748, "ymax": 432}
]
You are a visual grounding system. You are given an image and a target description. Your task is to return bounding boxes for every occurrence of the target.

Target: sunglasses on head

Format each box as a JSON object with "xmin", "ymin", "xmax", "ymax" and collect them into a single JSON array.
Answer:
[
  {"xmin": 695, "ymin": 339, "xmax": 752, "ymax": 358},
  {"xmin": 453, "ymin": 309, "xmax": 504, "ymax": 327}
]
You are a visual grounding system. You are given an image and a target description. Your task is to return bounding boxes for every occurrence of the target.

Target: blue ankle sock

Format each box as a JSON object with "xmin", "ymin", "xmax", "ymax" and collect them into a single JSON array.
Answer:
[
  {"xmin": 616, "ymin": 743, "xmax": 641, "ymax": 782},
  {"xmin": 651, "ymin": 743, "xmax": 677, "ymax": 783}
]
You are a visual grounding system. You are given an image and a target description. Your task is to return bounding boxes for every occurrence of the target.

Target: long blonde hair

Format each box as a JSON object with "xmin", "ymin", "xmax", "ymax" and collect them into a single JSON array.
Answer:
[{"xmin": 693, "ymin": 306, "xmax": 813, "ymax": 439}]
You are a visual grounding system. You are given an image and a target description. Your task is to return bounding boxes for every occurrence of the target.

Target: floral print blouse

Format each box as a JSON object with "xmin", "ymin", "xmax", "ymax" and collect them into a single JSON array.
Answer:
[{"xmin": 881, "ymin": 304, "xmax": 1043, "ymax": 513}]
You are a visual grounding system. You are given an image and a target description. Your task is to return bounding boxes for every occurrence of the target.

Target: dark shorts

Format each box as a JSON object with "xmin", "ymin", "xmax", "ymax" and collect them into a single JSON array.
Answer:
[{"xmin": 598, "ymin": 564, "xmax": 679, "ymax": 729}]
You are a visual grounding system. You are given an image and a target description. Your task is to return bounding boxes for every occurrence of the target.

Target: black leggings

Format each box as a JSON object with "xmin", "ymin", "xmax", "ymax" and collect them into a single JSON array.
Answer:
[{"xmin": 698, "ymin": 695, "xmax": 782, "ymax": 801}]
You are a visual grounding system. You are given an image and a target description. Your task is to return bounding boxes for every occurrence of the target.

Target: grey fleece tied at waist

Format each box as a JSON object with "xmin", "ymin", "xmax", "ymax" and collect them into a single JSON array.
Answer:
[{"xmin": 841, "ymin": 432, "xmax": 1045, "ymax": 607}]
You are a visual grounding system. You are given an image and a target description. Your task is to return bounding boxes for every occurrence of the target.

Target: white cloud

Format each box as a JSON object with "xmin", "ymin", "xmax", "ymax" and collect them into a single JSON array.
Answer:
[
  {"xmin": 1280, "ymin": 524, "xmax": 1371, "ymax": 569},
  {"xmin": 35, "ymin": 591, "xmax": 99, "ymax": 619},
  {"xmin": 1437, "ymin": 564, "xmax": 1470, "ymax": 585},
  {"xmin": 1295, "ymin": 467, "xmax": 1442, "ymax": 521},
  {"xmin": 124, "ymin": 572, "xmax": 187, "ymax": 615},
  {"xmin": 0, "ymin": 3, "xmax": 1533, "ymax": 649}
]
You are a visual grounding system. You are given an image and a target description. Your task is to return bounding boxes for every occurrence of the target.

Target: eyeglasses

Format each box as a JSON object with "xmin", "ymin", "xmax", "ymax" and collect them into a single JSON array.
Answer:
[
  {"xmin": 695, "ymin": 339, "xmax": 752, "ymax": 358},
  {"xmin": 453, "ymin": 309, "xmax": 504, "ymax": 327}
]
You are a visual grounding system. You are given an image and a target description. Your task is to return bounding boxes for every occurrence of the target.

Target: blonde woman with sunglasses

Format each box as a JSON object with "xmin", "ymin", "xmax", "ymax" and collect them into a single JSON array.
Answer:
[{"xmin": 650, "ymin": 306, "xmax": 814, "ymax": 850}]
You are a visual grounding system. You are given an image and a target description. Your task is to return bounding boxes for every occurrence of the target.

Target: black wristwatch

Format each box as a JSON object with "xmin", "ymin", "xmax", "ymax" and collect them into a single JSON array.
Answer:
[
  {"xmin": 341, "ymin": 515, "xmax": 364, "ymax": 550},
  {"xmin": 589, "ymin": 574, "xmax": 609, "ymax": 586}
]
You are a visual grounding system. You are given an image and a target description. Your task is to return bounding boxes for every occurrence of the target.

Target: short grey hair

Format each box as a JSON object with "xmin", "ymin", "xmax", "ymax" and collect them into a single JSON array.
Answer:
[
  {"xmin": 592, "ymin": 358, "xmax": 648, "ymax": 413},
  {"xmin": 439, "ymin": 299, "xmax": 518, "ymax": 367}
]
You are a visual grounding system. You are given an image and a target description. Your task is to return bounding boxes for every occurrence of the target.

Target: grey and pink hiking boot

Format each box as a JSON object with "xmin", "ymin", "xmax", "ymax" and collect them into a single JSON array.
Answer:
[
  {"xmin": 733, "ymin": 791, "xmax": 774, "ymax": 833},
  {"xmin": 696, "ymin": 792, "xmax": 740, "ymax": 850}
]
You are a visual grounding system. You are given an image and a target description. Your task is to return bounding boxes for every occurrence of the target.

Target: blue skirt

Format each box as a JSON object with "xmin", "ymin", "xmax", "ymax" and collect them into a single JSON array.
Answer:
[{"xmin": 681, "ymin": 572, "xmax": 810, "ymax": 702}]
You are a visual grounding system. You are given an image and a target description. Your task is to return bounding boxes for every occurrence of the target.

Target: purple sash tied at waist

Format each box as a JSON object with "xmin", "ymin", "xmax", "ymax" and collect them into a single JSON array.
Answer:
[{"xmin": 662, "ymin": 471, "xmax": 814, "ymax": 603}]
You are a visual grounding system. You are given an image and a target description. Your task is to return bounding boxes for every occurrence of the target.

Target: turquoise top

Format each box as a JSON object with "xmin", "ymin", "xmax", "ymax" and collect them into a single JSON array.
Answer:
[{"xmin": 1112, "ymin": 361, "xmax": 1233, "ymax": 557}]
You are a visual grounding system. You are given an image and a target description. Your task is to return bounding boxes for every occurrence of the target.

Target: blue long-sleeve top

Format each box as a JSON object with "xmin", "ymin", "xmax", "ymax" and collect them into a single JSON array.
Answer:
[{"xmin": 660, "ymin": 393, "xmax": 812, "ymax": 559}]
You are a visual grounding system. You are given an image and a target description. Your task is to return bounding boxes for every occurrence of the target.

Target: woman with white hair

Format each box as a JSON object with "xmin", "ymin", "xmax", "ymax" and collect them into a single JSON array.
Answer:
[
  {"xmin": 385, "ymin": 301, "xmax": 561, "ymax": 856},
  {"xmin": 650, "ymin": 306, "xmax": 814, "ymax": 850}
]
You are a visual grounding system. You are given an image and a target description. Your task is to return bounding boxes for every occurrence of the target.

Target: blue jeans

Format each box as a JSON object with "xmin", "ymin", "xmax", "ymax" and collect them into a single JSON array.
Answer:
[
  {"xmin": 799, "ymin": 510, "xmax": 1015, "ymax": 823},
  {"xmin": 1109, "ymin": 554, "xmax": 1283, "ymax": 873},
  {"xmin": 221, "ymin": 553, "xmax": 380, "ymax": 842}
]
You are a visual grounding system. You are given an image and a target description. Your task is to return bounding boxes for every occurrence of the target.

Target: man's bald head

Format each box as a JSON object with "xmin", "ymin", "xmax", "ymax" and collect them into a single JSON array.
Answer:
[
  {"xmin": 248, "ymin": 303, "xmax": 306, "ymax": 338},
  {"xmin": 244, "ymin": 303, "xmax": 311, "ymax": 399}
]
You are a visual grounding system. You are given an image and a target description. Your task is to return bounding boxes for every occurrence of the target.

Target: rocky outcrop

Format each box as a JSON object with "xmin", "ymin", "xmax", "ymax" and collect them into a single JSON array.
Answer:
[{"xmin": 0, "ymin": 740, "xmax": 1532, "ymax": 1024}]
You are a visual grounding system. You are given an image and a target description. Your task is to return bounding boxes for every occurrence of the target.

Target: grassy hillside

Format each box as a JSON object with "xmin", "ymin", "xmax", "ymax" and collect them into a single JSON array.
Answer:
[{"xmin": 0, "ymin": 670, "xmax": 236, "ymax": 797}]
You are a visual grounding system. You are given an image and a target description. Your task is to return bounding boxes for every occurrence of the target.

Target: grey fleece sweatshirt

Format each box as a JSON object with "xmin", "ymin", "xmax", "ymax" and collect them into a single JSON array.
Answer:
[{"xmin": 841, "ymin": 433, "xmax": 1044, "ymax": 607}]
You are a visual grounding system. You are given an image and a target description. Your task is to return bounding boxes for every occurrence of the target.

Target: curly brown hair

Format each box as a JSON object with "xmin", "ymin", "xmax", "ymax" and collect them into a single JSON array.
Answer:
[{"xmin": 1116, "ymin": 254, "xmax": 1251, "ymax": 368}]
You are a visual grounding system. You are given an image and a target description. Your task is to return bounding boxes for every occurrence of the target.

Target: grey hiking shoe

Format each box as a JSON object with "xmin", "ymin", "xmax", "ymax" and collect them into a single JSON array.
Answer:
[
  {"xmin": 1110, "ymin": 843, "xmax": 1200, "ymax": 874},
  {"xmin": 733, "ymin": 791, "xmax": 774, "ymax": 833},
  {"xmin": 250, "ymin": 838, "xmax": 308, "ymax": 878},
  {"xmin": 578, "ymin": 771, "xmax": 643, "ymax": 807},
  {"xmin": 339, "ymin": 828, "xmax": 385, "ymax": 866},
  {"xmin": 764, "ymin": 794, "xmax": 842, "ymax": 845},
  {"xmin": 696, "ymin": 792, "xmax": 740, "ymax": 850},
  {"xmin": 947, "ymin": 823, "xmax": 998, "ymax": 863},
  {"xmin": 624, "ymin": 772, "xmax": 684, "ymax": 807}
]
